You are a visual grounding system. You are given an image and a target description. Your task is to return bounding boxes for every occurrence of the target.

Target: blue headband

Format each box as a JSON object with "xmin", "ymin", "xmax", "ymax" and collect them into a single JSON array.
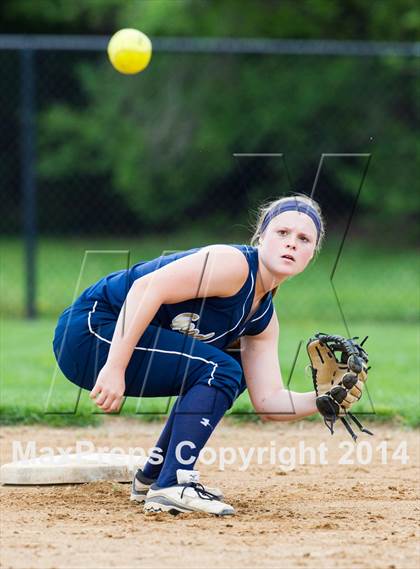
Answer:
[{"xmin": 260, "ymin": 200, "xmax": 322, "ymax": 242}]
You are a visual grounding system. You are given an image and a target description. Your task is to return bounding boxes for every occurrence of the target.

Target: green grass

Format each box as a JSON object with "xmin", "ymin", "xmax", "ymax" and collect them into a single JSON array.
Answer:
[
  {"xmin": 1, "ymin": 235, "xmax": 418, "ymax": 427},
  {"xmin": 1, "ymin": 316, "xmax": 418, "ymax": 427},
  {"xmin": 1, "ymin": 236, "xmax": 418, "ymax": 322}
]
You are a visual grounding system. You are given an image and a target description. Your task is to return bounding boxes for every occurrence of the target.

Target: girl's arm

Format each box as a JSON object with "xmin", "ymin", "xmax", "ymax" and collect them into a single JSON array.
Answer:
[
  {"xmin": 90, "ymin": 245, "xmax": 249, "ymax": 412},
  {"xmin": 241, "ymin": 312, "xmax": 318, "ymax": 421}
]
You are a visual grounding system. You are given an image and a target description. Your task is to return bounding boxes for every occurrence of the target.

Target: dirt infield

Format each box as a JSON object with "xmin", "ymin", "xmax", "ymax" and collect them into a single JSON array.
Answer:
[{"xmin": 1, "ymin": 419, "xmax": 419, "ymax": 569}]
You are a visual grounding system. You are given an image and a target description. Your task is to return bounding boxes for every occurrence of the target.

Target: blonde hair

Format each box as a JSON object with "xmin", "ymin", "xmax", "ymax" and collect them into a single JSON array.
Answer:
[{"xmin": 250, "ymin": 194, "xmax": 326, "ymax": 252}]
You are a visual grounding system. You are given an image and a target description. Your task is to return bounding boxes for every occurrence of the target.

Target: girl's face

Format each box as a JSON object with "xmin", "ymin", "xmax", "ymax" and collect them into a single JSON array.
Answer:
[{"xmin": 258, "ymin": 210, "xmax": 318, "ymax": 279}]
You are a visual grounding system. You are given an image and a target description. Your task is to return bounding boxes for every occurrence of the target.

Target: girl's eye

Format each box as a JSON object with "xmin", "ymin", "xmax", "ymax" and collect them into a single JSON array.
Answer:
[
  {"xmin": 277, "ymin": 230, "xmax": 288, "ymax": 236},
  {"xmin": 299, "ymin": 235, "xmax": 309, "ymax": 243}
]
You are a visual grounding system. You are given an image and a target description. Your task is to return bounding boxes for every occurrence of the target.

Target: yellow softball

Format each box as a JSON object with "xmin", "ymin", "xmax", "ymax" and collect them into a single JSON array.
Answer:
[{"xmin": 107, "ymin": 28, "xmax": 152, "ymax": 75}]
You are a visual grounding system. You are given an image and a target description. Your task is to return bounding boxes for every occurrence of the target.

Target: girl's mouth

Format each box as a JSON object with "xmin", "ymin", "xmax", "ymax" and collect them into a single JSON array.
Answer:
[{"xmin": 281, "ymin": 254, "xmax": 295, "ymax": 262}]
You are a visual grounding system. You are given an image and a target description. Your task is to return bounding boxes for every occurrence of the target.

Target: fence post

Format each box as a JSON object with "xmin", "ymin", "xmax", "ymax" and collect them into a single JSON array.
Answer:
[{"xmin": 20, "ymin": 48, "xmax": 37, "ymax": 319}]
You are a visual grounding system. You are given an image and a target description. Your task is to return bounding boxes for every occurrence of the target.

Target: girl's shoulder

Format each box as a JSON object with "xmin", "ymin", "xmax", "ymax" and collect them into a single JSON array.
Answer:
[
  {"xmin": 199, "ymin": 243, "xmax": 257, "ymax": 278},
  {"xmin": 199, "ymin": 243, "xmax": 256, "ymax": 264},
  {"xmin": 129, "ymin": 243, "xmax": 255, "ymax": 286},
  {"xmin": 193, "ymin": 243, "xmax": 257, "ymax": 302}
]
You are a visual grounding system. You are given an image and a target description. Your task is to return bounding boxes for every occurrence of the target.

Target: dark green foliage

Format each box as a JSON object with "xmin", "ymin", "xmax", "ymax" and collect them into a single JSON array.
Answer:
[
  {"xmin": 2, "ymin": 1, "xmax": 418, "ymax": 235},
  {"xmin": 2, "ymin": 0, "xmax": 419, "ymax": 40},
  {"xmin": 36, "ymin": 52, "xmax": 419, "ymax": 234}
]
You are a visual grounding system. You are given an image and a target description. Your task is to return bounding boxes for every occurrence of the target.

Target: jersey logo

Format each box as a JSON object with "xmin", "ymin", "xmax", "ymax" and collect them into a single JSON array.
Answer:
[
  {"xmin": 200, "ymin": 417, "xmax": 212, "ymax": 428},
  {"xmin": 170, "ymin": 313, "xmax": 215, "ymax": 341}
]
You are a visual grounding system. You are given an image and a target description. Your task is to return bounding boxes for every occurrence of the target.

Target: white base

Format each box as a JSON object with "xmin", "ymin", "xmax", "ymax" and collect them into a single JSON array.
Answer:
[{"xmin": 0, "ymin": 453, "xmax": 147, "ymax": 485}]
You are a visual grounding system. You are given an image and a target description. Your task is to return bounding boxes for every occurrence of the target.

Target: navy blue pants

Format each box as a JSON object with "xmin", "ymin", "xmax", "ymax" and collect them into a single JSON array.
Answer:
[{"xmin": 53, "ymin": 300, "xmax": 247, "ymax": 410}]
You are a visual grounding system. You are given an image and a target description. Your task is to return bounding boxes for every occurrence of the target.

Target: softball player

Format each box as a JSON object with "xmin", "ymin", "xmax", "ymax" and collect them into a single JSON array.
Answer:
[{"xmin": 53, "ymin": 195, "xmax": 324, "ymax": 516}]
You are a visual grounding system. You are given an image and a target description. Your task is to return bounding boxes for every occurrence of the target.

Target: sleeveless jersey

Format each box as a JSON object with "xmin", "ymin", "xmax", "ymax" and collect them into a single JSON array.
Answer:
[{"xmin": 76, "ymin": 244, "xmax": 274, "ymax": 351}]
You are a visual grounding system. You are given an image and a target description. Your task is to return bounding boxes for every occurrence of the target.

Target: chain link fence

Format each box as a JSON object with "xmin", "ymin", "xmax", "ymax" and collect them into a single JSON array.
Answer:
[{"xmin": 0, "ymin": 36, "xmax": 418, "ymax": 323}]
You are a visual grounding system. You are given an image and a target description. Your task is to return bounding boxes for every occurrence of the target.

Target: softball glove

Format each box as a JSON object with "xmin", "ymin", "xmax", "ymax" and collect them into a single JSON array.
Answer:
[{"xmin": 306, "ymin": 332, "xmax": 372, "ymax": 441}]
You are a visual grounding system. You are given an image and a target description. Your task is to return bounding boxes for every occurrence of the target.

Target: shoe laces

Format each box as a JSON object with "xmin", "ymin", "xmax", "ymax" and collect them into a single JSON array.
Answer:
[{"xmin": 180, "ymin": 482, "xmax": 218, "ymax": 501}]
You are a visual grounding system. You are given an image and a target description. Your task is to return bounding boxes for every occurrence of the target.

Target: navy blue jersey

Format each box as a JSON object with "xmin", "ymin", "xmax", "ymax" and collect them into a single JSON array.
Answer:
[
  {"xmin": 54, "ymin": 244, "xmax": 275, "ymax": 406},
  {"xmin": 77, "ymin": 244, "xmax": 273, "ymax": 350}
]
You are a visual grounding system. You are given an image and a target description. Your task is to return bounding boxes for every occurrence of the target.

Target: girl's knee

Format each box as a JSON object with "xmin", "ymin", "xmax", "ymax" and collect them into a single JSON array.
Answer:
[{"xmin": 207, "ymin": 353, "xmax": 243, "ymax": 408}]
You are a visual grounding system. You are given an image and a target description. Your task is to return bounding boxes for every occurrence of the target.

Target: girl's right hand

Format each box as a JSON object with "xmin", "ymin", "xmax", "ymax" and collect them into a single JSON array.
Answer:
[{"xmin": 90, "ymin": 363, "xmax": 126, "ymax": 413}]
